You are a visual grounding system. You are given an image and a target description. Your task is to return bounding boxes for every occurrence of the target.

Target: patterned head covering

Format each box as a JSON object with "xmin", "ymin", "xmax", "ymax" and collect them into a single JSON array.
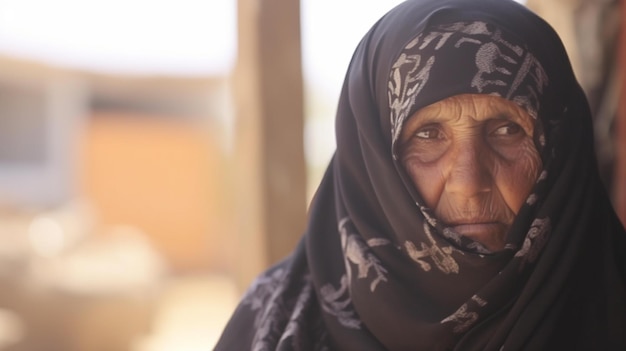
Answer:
[
  {"xmin": 216, "ymin": 1, "xmax": 626, "ymax": 350},
  {"xmin": 388, "ymin": 21, "xmax": 548, "ymax": 150}
]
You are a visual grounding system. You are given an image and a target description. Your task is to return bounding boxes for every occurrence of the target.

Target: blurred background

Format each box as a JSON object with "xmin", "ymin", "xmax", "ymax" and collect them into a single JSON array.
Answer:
[{"xmin": 0, "ymin": 0, "xmax": 621, "ymax": 350}]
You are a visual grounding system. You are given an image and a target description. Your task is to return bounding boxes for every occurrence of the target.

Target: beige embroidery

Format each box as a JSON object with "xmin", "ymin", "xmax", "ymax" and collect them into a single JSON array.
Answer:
[
  {"xmin": 405, "ymin": 222, "xmax": 460, "ymax": 274},
  {"xmin": 441, "ymin": 295, "xmax": 488, "ymax": 333},
  {"xmin": 389, "ymin": 53, "xmax": 435, "ymax": 146},
  {"xmin": 515, "ymin": 217, "xmax": 551, "ymax": 270},
  {"xmin": 339, "ymin": 217, "xmax": 389, "ymax": 292},
  {"xmin": 526, "ymin": 193, "xmax": 538, "ymax": 205},
  {"xmin": 320, "ymin": 275, "xmax": 360, "ymax": 329}
]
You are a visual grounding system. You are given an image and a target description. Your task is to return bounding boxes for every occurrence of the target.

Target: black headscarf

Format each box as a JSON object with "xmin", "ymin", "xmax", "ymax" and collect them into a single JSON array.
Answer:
[{"xmin": 215, "ymin": 0, "xmax": 626, "ymax": 350}]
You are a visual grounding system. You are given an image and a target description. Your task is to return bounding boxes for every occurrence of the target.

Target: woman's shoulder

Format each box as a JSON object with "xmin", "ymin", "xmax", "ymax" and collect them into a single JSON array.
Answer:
[{"xmin": 215, "ymin": 256, "xmax": 330, "ymax": 350}]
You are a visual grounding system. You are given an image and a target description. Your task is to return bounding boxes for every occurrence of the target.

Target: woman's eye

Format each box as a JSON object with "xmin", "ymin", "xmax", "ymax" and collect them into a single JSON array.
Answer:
[
  {"xmin": 415, "ymin": 127, "xmax": 443, "ymax": 140},
  {"xmin": 491, "ymin": 122, "xmax": 522, "ymax": 136}
]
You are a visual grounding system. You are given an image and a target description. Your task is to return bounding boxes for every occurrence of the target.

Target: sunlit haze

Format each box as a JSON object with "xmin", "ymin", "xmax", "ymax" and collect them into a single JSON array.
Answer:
[
  {"xmin": 0, "ymin": 0, "xmax": 237, "ymax": 75},
  {"xmin": 0, "ymin": 0, "xmax": 525, "ymax": 78}
]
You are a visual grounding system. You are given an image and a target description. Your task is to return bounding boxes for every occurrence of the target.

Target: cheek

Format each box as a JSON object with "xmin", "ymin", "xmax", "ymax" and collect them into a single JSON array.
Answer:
[
  {"xmin": 493, "ymin": 139, "xmax": 541, "ymax": 213},
  {"xmin": 401, "ymin": 157, "xmax": 446, "ymax": 209}
]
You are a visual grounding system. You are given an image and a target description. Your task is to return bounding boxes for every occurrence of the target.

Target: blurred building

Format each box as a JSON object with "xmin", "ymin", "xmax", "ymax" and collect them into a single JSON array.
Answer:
[
  {"xmin": 0, "ymin": 54, "xmax": 235, "ymax": 271},
  {"xmin": 0, "ymin": 54, "xmax": 237, "ymax": 351}
]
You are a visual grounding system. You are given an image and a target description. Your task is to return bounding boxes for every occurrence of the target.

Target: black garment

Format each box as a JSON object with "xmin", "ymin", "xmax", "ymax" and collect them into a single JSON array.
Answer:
[{"xmin": 216, "ymin": 0, "xmax": 626, "ymax": 350}]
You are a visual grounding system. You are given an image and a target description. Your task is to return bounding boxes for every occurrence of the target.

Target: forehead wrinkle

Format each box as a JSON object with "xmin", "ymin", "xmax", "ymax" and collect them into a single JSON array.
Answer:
[
  {"xmin": 422, "ymin": 97, "xmax": 484, "ymax": 125},
  {"xmin": 415, "ymin": 98, "xmax": 462, "ymax": 123},
  {"xmin": 453, "ymin": 95, "xmax": 535, "ymax": 132},
  {"xmin": 426, "ymin": 95, "xmax": 485, "ymax": 125}
]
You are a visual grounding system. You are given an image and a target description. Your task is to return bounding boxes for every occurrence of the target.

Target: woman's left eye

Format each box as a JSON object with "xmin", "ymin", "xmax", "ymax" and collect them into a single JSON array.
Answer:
[{"xmin": 491, "ymin": 122, "xmax": 522, "ymax": 136}]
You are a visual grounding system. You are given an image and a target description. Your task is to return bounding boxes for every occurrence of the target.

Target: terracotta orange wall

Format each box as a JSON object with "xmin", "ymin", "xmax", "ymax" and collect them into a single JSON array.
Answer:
[{"xmin": 78, "ymin": 113, "xmax": 232, "ymax": 273}]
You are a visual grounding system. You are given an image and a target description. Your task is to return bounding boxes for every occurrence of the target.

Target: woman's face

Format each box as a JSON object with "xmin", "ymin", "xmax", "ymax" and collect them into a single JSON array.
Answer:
[{"xmin": 399, "ymin": 94, "xmax": 541, "ymax": 251}]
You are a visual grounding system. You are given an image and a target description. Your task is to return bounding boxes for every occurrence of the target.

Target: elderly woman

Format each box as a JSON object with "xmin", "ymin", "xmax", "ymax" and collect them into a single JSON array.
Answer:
[{"xmin": 216, "ymin": 0, "xmax": 626, "ymax": 350}]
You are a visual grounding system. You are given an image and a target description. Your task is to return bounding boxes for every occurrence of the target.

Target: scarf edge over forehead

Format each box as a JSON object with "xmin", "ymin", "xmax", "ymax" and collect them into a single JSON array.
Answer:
[{"xmin": 215, "ymin": 1, "xmax": 626, "ymax": 350}]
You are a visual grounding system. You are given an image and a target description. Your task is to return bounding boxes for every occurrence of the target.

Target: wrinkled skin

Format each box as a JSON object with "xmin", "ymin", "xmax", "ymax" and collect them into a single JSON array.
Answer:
[{"xmin": 399, "ymin": 94, "xmax": 542, "ymax": 251}]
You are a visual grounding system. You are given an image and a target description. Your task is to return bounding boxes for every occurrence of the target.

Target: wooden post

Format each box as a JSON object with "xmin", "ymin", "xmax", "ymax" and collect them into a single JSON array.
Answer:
[
  {"xmin": 233, "ymin": 0, "xmax": 307, "ymax": 288},
  {"xmin": 616, "ymin": 0, "xmax": 626, "ymax": 225}
]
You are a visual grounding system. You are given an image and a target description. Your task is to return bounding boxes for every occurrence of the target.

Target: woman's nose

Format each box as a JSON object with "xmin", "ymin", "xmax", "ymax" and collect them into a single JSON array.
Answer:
[{"xmin": 445, "ymin": 139, "xmax": 492, "ymax": 197}]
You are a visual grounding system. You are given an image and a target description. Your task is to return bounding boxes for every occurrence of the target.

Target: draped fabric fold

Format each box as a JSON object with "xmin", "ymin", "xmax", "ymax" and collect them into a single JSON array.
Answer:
[{"xmin": 216, "ymin": 0, "xmax": 626, "ymax": 350}]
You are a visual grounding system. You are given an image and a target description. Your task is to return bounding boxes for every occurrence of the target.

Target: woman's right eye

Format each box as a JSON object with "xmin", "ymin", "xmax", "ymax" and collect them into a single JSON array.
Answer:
[{"xmin": 415, "ymin": 126, "xmax": 443, "ymax": 140}]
